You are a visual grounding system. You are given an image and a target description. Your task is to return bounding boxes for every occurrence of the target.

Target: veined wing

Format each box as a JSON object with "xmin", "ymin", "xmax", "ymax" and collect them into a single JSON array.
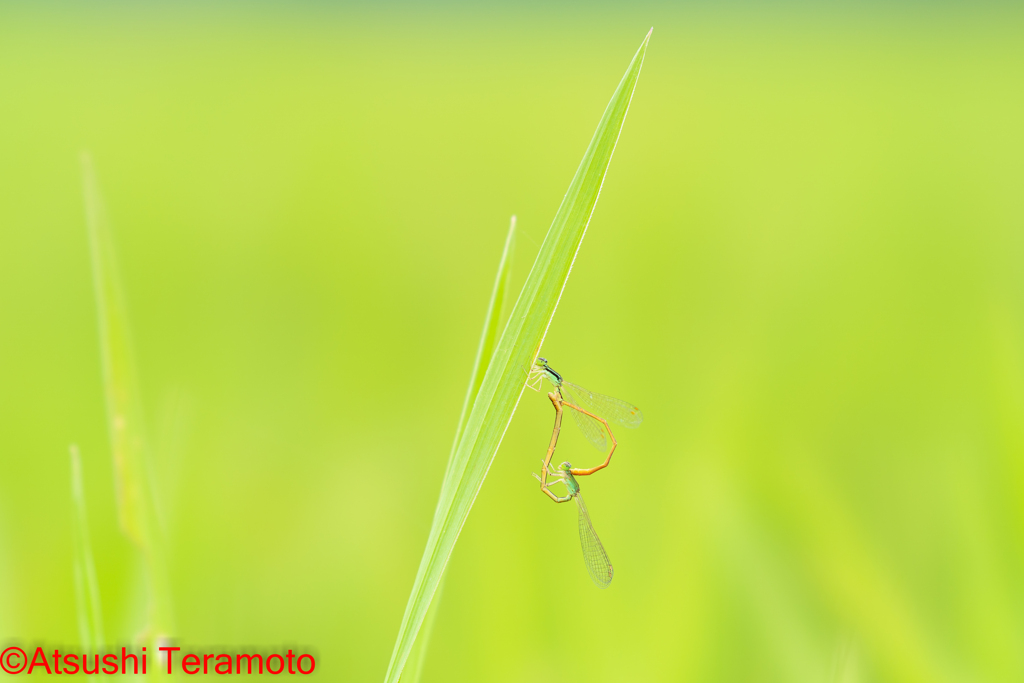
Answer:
[
  {"xmin": 562, "ymin": 380, "xmax": 643, "ymax": 428},
  {"xmin": 575, "ymin": 493, "xmax": 613, "ymax": 589},
  {"xmin": 563, "ymin": 394, "xmax": 609, "ymax": 452}
]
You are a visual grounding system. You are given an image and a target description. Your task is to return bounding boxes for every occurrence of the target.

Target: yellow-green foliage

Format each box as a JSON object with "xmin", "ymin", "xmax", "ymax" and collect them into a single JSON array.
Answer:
[
  {"xmin": 69, "ymin": 445, "xmax": 105, "ymax": 655},
  {"xmin": 1, "ymin": 6, "xmax": 1023, "ymax": 683},
  {"xmin": 82, "ymin": 155, "xmax": 173, "ymax": 671},
  {"xmin": 403, "ymin": 217, "xmax": 516, "ymax": 683}
]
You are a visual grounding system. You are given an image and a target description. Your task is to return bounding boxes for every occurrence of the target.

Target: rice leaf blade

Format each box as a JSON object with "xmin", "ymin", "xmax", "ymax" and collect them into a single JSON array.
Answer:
[
  {"xmin": 70, "ymin": 444, "xmax": 106, "ymax": 655},
  {"xmin": 404, "ymin": 216, "xmax": 517, "ymax": 683},
  {"xmin": 81, "ymin": 153, "xmax": 174, "ymax": 663},
  {"xmin": 384, "ymin": 29, "xmax": 651, "ymax": 683}
]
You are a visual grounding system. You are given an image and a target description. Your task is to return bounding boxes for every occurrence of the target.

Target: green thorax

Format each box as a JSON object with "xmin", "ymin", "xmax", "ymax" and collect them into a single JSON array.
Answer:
[{"xmin": 560, "ymin": 464, "xmax": 580, "ymax": 496}]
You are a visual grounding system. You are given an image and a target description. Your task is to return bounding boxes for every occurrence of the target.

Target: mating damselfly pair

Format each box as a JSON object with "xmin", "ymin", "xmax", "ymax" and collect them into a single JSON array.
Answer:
[{"xmin": 526, "ymin": 357, "xmax": 643, "ymax": 588}]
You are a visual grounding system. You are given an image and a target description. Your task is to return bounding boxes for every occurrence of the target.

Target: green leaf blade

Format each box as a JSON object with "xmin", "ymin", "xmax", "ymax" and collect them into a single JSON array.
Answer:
[
  {"xmin": 384, "ymin": 29, "xmax": 651, "ymax": 683},
  {"xmin": 70, "ymin": 444, "xmax": 106, "ymax": 655},
  {"xmin": 445, "ymin": 215, "xmax": 518, "ymax": 480},
  {"xmin": 81, "ymin": 153, "xmax": 175, "ymax": 664},
  {"xmin": 81, "ymin": 153, "xmax": 151, "ymax": 549},
  {"xmin": 405, "ymin": 216, "xmax": 517, "ymax": 683}
]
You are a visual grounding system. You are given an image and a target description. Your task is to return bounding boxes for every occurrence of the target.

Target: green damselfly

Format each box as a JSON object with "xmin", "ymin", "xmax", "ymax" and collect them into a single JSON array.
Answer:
[{"xmin": 533, "ymin": 461, "xmax": 614, "ymax": 588}]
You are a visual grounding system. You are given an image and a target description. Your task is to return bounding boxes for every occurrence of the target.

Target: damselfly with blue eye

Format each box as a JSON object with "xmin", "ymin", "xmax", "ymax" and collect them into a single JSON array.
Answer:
[{"xmin": 526, "ymin": 356, "xmax": 643, "ymax": 478}]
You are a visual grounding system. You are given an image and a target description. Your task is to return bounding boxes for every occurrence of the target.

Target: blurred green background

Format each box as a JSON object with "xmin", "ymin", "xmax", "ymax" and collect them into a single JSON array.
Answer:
[{"xmin": 2, "ymin": 3, "xmax": 1024, "ymax": 681}]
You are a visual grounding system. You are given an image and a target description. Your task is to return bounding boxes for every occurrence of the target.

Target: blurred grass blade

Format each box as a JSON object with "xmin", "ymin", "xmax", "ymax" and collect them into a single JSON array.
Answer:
[
  {"xmin": 81, "ymin": 153, "xmax": 175, "ymax": 658},
  {"xmin": 830, "ymin": 637, "xmax": 860, "ymax": 683},
  {"xmin": 404, "ymin": 216, "xmax": 517, "ymax": 683},
  {"xmin": 384, "ymin": 29, "xmax": 651, "ymax": 683},
  {"xmin": 70, "ymin": 444, "xmax": 106, "ymax": 655},
  {"xmin": 82, "ymin": 152, "xmax": 149, "ymax": 546}
]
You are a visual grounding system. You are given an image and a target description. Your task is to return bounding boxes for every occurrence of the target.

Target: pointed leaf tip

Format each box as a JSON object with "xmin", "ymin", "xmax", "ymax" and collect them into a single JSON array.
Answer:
[{"xmin": 382, "ymin": 30, "xmax": 651, "ymax": 683}]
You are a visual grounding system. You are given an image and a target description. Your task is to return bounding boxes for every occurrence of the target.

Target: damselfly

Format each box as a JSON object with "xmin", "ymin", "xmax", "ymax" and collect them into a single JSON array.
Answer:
[
  {"xmin": 533, "ymin": 461, "xmax": 614, "ymax": 588},
  {"xmin": 527, "ymin": 357, "xmax": 642, "ymax": 478}
]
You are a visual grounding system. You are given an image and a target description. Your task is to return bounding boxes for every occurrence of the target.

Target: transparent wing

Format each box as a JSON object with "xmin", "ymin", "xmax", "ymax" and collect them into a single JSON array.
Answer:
[
  {"xmin": 563, "ymin": 391, "xmax": 609, "ymax": 452},
  {"xmin": 562, "ymin": 380, "xmax": 643, "ymax": 428},
  {"xmin": 575, "ymin": 493, "xmax": 613, "ymax": 589}
]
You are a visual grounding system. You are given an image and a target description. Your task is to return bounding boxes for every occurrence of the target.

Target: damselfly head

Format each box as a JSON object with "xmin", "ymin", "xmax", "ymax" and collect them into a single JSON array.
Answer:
[
  {"xmin": 559, "ymin": 461, "xmax": 572, "ymax": 471},
  {"xmin": 535, "ymin": 357, "xmax": 548, "ymax": 367}
]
